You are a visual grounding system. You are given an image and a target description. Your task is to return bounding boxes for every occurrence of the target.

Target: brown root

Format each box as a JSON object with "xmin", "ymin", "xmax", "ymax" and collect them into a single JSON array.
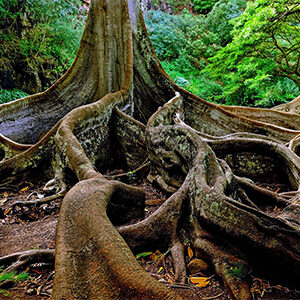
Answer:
[
  {"xmin": 0, "ymin": 249, "xmax": 55, "ymax": 273},
  {"xmin": 193, "ymin": 236, "xmax": 251, "ymax": 300},
  {"xmin": 52, "ymin": 176, "xmax": 180, "ymax": 300},
  {"xmin": 0, "ymin": 1, "xmax": 300, "ymax": 299}
]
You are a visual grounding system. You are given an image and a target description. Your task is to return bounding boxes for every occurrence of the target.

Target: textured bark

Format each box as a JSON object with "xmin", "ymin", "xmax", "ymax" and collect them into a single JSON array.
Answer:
[{"xmin": 0, "ymin": 0, "xmax": 299, "ymax": 299}]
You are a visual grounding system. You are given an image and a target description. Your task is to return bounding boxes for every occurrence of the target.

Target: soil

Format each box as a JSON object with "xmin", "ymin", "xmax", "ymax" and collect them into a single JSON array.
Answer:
[{"xmin": 0, "ymin": 174, "xmax": 299, "ymax": 300}]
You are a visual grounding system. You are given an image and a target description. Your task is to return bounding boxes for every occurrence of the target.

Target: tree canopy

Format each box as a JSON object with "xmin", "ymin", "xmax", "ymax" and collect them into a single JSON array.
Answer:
[
  {"xmin": 205, "ymin": 0, "xmax": 300, "ymax": 106},
  {"xmin": 0, "ymin": 0, "xmax": 85, "ymax": 94}
]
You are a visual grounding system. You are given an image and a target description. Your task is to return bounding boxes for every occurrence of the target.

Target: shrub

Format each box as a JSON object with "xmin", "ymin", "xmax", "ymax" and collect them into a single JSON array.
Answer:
[
  {"xmin": 0, "ymin": 89, "xmax": 29, "ymax": 104},
  {"xmin": 192, "ymin": 0, "xmax": 218, "ymax": 14},
  {"xmin": 0, "ymin": 0, "xmax": 85, "ymax": 91}
]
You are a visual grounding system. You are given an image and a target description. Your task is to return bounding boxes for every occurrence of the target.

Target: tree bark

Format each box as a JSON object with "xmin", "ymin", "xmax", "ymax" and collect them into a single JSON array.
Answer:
[{"xmin": 0, "ymin": 0, "xmax": 299, "ymax": 299}]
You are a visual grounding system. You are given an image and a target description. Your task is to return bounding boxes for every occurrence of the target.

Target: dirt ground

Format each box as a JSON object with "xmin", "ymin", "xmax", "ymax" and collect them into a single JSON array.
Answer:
[{"xmin": 0, "ymin": 175, "xmax": 299, "ymax": 300}]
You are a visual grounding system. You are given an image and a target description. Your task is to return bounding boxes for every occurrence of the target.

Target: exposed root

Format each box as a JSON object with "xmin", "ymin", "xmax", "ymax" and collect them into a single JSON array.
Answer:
[
  {"xmin": 288, "ymin": 133, "xmax": 300, "ymax": 152},
  {"xmin": 0, "ymin": 133, "xmax": 32, "ymax": 162},
  {"xmin": 235, "ymin": 176, "xmax": 292, "ymax": 207},
  {"xmin": 193, "ymin": 236, "xmax": 251, "ymax": 300},
  {"xmin": 0, "ymin": 249, "xmax": 55, "ymax": 273},
  {"xmin": 11, "ymin": 181, "xmax": 67, "ymax": 208},
  {"xmin": 53, "ymin": 176, "xmax": 180, "ymax": 300},
  {"xmin": 0, "ymin": 1, "xmax": 299, "ymax": 299},
  {"xmin": 118, "ymin": 185, "xmax": 187, "ymax": 250},
  {"xmin": 170, "ymin": 237, "xmax": 186, "ymax": 284}
]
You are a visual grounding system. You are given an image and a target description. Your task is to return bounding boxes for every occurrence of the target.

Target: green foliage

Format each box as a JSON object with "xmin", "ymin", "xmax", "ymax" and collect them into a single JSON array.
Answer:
[
  {"xmin": 0, "ymin": 271, "xmax": 29, "ymax": 282},
  {"xmin": 204, "ymin": 0, "xmax": 300, "ymax": 106},
  {"xmin": 206, "ymin": 0, "xmax": 247, "ymax": 46},
  {"xmin": 145, "ymin": 8, "xmax": 224, "ymax": 101},
  {"xmin": 226, "ymin": 262, "xmax": 247, "ymax": 279},
  {"xmin": 144, "ymin": 9, "xmax": 220, "ymax": 64},
  {"xmin": 161, "ymin": 60, "xmax": 224, "ymax": 101},
  {"xmin": 192, "ymin": 0, "xmax": 218, "ymax": 14},
  {"xmin": 0, "ymin": 0, "xmax": 20, "ymax": 25},
  {"xmin": 0, "ymin": 271, "xmax": 29, "ymax": 297},
  {"xmin": 136, "ymin": 252, "xmax": 153, "ymax": 259},
  {"xmin": 145, "ymin": 0, "xmax": 298, "ymax": 107},
  {"xmin": 0, "ymin": 0, "xmax": 85, "ymax": 89},
  {"xmin": 0, "ymin": 89, "xmax": 29, "ymax": 104}
]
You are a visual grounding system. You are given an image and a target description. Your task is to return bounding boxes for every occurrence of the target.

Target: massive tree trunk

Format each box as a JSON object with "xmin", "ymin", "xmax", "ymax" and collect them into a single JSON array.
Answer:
[{"xmin": 0, "ymin": 0, "xmax": 300, "ymax": 299}]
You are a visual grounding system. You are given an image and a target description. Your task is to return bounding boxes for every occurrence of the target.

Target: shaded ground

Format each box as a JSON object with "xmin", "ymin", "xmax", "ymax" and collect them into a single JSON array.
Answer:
[{"xmin": 0, "ymin": 173, "xmax": 299, "ymax": 300}]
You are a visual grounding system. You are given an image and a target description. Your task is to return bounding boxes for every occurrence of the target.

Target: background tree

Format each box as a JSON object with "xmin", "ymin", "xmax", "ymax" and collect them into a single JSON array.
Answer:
[
  {"xmin": 205, "ymin": 0, "xmax": 300, "ymax": 106},
  {"xmin": 0, "ymin": 0, "xmax": 85, "ymax": 96},
  {"xmin": 192, "ymin": 0, "xmax": 219, "ymax": 14},
  {"xmin": 0, "ymin": 0, "xmax": 300, "ymax": 299}
]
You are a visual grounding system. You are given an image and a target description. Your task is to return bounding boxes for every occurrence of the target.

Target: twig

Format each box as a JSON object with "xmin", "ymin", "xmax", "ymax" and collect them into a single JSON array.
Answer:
[
  {"xmin": 11, "ymin": 190, "xmax": 66, "ymax": 208},
  {"xmin": 166, "ymin": 283, "xmax": 191, "ymax": 289},
  {"xmin": 198, "ymin": 291, "xmax": 224, "ymax": 300},
  {"xmin": 0, "ymin": 249, "xmax": 55, "ymax": 273},
  {"xmin": 0, "ymin": 185, "xmax": 18, "ymax": 192},
  {"xmin": 157, "ymin": 249, "xmax": 171, "ymax": 272},
  {"xmin": 104, "ymin": 160, "xmax": 150, "ymax": 179},
  {"xmin": 0, "ymin": 180, "xmax": 14, "ymax": 188}
]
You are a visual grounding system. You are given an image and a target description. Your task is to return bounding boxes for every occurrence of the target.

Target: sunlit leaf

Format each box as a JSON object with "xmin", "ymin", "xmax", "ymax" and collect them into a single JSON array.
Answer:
[
  {"xmin": 21, "ymin": 186, "xmax": 29, "ymax": 192},
  {"xmin": 190, "ymin": 276, "xmax": 209, "ymax": 283},
  {"xmin": 190, "ymin": 276, "xmax": 210, "ymax": 288},
  {"xmin": 150, "ymin": 250, "xmax": 162, "ymax": 261},
  {"xmin": 4, "ymin": 207, "xmax": 12, "ymax": 215},
  {"xmin": 187, "ymin": 246, "xmax": 193, "ymax": 258},
  {"xmin": 196, "ymin": 280, "xmax": 210, "ymax": 288},
  {"xmin": 3, "ymin": 192, "xmax": 8, "ymax": 197},
  {"xmin": 136, "ymin": 252, "xmax": 152, "ymax": 259}
]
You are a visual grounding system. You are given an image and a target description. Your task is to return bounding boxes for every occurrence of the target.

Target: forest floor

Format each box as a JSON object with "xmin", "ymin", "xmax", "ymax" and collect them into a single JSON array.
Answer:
[{"xmin": 0, "ymin": 172, "xmax": 299, "ymax": 300}]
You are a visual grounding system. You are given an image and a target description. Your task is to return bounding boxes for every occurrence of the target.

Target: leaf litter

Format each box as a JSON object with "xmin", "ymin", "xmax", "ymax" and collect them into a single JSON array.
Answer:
[{"xmin": 0, "ymin": 173, "xmax": 299, "ymax": 299}]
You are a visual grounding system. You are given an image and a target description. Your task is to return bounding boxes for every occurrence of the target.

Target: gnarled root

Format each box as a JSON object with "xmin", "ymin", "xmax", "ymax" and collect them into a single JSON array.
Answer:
[
  {"xmin": 193, "ymin": 234, "xmax": 251, "ymax": 300},
  {"xmin": 0, "ymin": 249, "xmax": 55, "ymax": 273},
  {"xmin": 53, "ymin": 175, "xmax": 181, "ymax": 300},
  {"xmin": 144, "ymin": 95, "xmax": 300, "ymax": 298}
]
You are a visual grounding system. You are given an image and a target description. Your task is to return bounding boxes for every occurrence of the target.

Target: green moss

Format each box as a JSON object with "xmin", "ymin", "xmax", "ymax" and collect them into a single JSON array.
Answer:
[
  {"xmin": 209, "ymin": 201, "xmax": 240, "ymax": 226},
  {"xmin": 247, "ymin": 161, "xmax": 256, "ymax": 169}
]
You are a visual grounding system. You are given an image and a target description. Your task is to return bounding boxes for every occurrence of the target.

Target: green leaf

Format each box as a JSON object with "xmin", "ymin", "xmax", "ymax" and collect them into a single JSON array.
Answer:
[{"xmin": 135, "ymin": 252, "xmax": 153, "ymax": 259}]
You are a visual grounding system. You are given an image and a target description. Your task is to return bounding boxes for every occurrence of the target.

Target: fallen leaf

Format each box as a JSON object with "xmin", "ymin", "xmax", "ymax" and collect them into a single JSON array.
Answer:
[
  {"xmin": 136, "ymin": 252, "xmax": 152, "ymax": 259},
  {"xmin": 3, "ymin": 192, "xmax": 8, "ymax": 197},
  {"xmin": 4, "ymin": 207, "xmax": 12, "ymax": 215},
  {"xmin": 0, "ymin": 199, "xmax": 7, "ymax": 206},
  {"xmin": 190, "ymin": 276, "xmax": 210, "ymax": 288},
  {"xmin": 21, "ymin": 186, "xmax": 29, "ymax": 192},
  {"xmin": 150, "ymin": 250, "xmax": 162, "ymax": 261},
  {"xmin": 36, "ymin": 286, "xmax": 41, "ymax": 296},
  {"xmin": 187, "ymin": 246, "xmax": 193, "ymax": 258},
  {"xmin": 33, "ymin": 269, "xmax": 44, "ymax": 274},
  {"xmin": 196, "ymin": 280, "xmax": 210, "ymax": 288},
  {"xmin": 158, "ymin": 267, "xmax": 163, "ymax": 273}
]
